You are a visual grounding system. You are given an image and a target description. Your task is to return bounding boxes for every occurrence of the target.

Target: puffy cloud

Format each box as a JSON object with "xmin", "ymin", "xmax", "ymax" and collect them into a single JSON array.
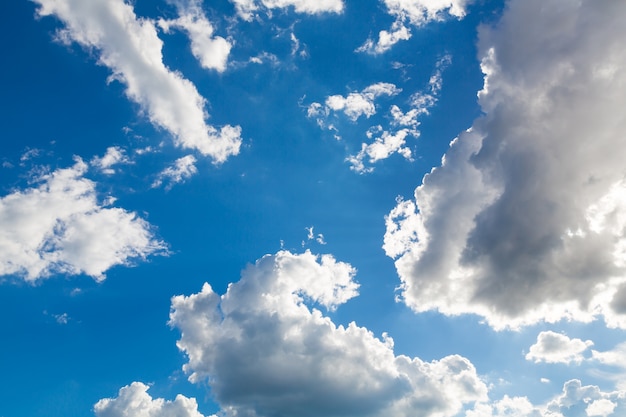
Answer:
[
  {"xmin": 94, "ymin": 382, "xmax": 209, "ymax": 417},
  {"xmin": 310, "ymin": 82, "xmax": 401, "ymax": 122},
  {"xmin": 230, "ymin": 0, "xmax": 344, "ymax": 21},
  {"xmin": 0, "ymin": 159, "xmax": 166, "ymax": 281},
  {"xmin": 159, "ymin": 0, "xmax": 231, "ymax": 72},
  {"xmin": 90, "ymin": 146, "xmax": 130, "ymax": 175},
  {"xmin": 152, "ymin": 155, "xmax": 198, "ymax": 189},
  {"xmin": 384, "ymin": 0, "xmax": 626, "ymax": 328},
  {"xmin": 347, "ymin": 128, "xmax": 413, "ymax": 173},
  {"xmin": 525, "ymin": 331, "xmax": 593, "ymax": 365},
  {"xmin": 170, "ymin": 250, "xmax": 487, "ymax": 417},
  {"xmin": 358, "ymin": 0, "xmax": 468, "ymax": 53},
  {"xmin": 466, "ymin": 380, "xmax": 626, "ymax": 417},
  {"xmin": 33, "ymin": 0, "xmax": 241, "ymax": 163}
]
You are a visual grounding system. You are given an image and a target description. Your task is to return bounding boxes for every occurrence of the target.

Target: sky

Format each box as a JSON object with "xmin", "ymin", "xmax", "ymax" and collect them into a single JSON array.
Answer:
[{"xmin": 1, "ymin": 0, "xmax": 626, "ymax": 416}]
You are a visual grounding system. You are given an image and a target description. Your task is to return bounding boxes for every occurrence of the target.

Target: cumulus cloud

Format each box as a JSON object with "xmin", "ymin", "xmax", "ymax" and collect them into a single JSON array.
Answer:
[
  {"xmin": 33, "ymin": 0, "xmax": 241, "ymax": 163},
  {"xmin": 358, "ymin": 0, "xmax": 469, "ymax": 54},
  {"xmin": 159, "ymin": 0, "xmax": 231, "ymax": 72},
  {"xmin": 90, "ymin": 146, "xmax": 130, "ymax": 175},
  {"xmin": 152, "ymin": 155, "xmax": 198, "ymax": 189},
  {"xmin": 466, "ymin": 379, "xmax": 626, "ymax": 417},
  {"xmin": 230, "ymin": 0, "xmax": 344, "ymax": 21},
  {"xmin": 94, "ymin": 382, "xmax": 209, "ymax": 417},
  {"xmin": 170, "ymin": 250, "xmax": 487, "ymax": 417},
  {"xmin": 384, "ymin": 0, "xmax": 626, "ymax": 328},
  {"xmin": 525, "ymin": 331, "xmax": 593, "ymax": 365},
  {"xmin": 0, "ymin": 159, "xmax": 166, "ymax": 282},
  {"xmin": 309, "ymin": 82, "xmax": 401, "ymax": 122}
]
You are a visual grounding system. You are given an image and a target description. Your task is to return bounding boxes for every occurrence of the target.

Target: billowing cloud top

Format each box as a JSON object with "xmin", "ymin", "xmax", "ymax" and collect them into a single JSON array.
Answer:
[
  {"xmin": 384, "ymin": 0, "xmax": 626, "ymax": 328},
  {"xmin": 33, "ymin": 0, "xmax": 241, "ymax": 163},
  {"xmin": 170, "ymin": 250, "xmax": 487, "ymax": 417},
  {"xmin": 0, "ymin": 159, "xmax": 165, "ymax": 281}
]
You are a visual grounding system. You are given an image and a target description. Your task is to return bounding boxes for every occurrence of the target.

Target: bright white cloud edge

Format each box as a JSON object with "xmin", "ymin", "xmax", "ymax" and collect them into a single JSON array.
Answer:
[
  {"xmin": 383, "ymin": 0, "xmax": 626, "ymax": 329},
  {"xmin": 0, "ymin": 159, "xmax": 166, "ymax": 281},
  {"xmin": 170, "ymin": 250, "xmax": 487, "ymax": 417},
  {"xmin": 34, "ymin": 0, "xmax": 241, "ymax": 163}
]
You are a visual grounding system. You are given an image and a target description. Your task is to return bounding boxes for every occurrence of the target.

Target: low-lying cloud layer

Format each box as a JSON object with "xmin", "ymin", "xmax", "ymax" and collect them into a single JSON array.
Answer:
[
  {"xmin": 384, "ymin": 0, "xmax": 626, "ymax": 328},
  {"xmin": 0, "ymin": 159, "xmax": 165, "ymax": 281},
  {"xmin": 170, "ymin": 250, "xmax": 487, "ymax": 417}
]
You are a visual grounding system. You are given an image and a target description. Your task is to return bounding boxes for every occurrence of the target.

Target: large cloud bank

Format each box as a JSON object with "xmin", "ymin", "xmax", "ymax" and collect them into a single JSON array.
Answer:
[
  {"xmin": 33, "ymin": 0, "xmax": 241, "ymax": 163},
  {"xmin": 170, "ymin": 250, "xmax": 487, "ymax": 417},
  {"xmin": 0, "ymin": 160, "xmax": 165, "ymax": 281},
  {"xmin": 384, "ymin": 0, "xmax": 626, "ymax": 328}
]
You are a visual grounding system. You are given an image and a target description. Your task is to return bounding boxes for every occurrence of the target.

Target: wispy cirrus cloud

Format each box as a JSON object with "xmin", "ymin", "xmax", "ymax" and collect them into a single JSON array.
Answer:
[{"xmin": 33, "ymin": 0, "xmax": 241, "ymax": 163}]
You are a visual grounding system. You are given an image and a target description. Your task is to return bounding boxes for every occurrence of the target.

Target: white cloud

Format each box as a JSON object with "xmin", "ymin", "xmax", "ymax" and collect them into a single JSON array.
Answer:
[
  {"xmin": 347, "ymin": 56, "xmax": 450, "ymax": 173},
  {"xmin": 94, "ymin": 382, "xmax": 209, "ymax": 417},
  {"xmin": 384, "ymin": 0, "xmax": 626, "ymax": 329},
  {"xmin": 170, "ymin": 250, "xmax": 487, "ymax": 417},
  {"xmin": 230, "ymin": 0, "xmax": 344, "ymax": 21},
  {"xmin": 320, "ymin": 82, "xmax": 402, "ymax": 121},
  {"xmin": 159, "ymin": 0, "xmax": 231, "ymax": 72},
  {"xmin": 0, "ymin": 159, "xmax": 166, "ymax": 281},
  {"xmin": 90, "ymin": 146, "xmax": 130, "ymax": 175},
  {"xmin": 358, "ymin": 0, "xmax": 468, "ymax": 53},
  {"xmin": 152, "ymin": 155, "xmax": 198, "ymax": 189},
  {"xmin": 34, "ymin": 0, "xmax": 241, "ymax": 163},
  {"xmin": 592, "ymin": 342, "xmax": 626, "ymax": 370},
  {"xmin": 466, "ymin": 380, "xmax": 626, "ymax": 417},
  {"xmin": 525, "ymin": 331, "xmax": 593, "ymax": 365}
]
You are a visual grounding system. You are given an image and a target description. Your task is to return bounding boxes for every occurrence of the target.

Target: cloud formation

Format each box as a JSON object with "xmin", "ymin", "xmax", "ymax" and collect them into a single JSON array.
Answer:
[
  {"xmin": 159, "ymin": 0, "xmax": 231, "ymax": 72},
  {"xmin": 384, "ymin": 0, "xmax": 626, "ymax": 328},
  {"xmin": 170, "ymin": 250, "xmax": 487, "ymax": 417},
  {"xmin": 94, "ymin": 382, "xmax": 208, "ymax": 417},
  {"xmin": 525, "ymin": 331, "xmax": 593, "ymax": 365},
  {"xmin": 34, "ymin": 0, "xmax": 241, "ymax": 163},
  {"xmin": 358, "ymin": 0, "xmax": 468, "ymax": 53},
  {"xmin": 467, "ymin": 379, "xmax": 626, "ymax": 417},
  {"xmin": 0, "ymin": 159, "xmax": 165, "ymax": 281},
  {"xmin": 90, "ymin": 146, "xmax": 130, "ymax": 175},
  {"xmin": 152, "ymin": 155, "xmax": 198, "ymax": 189},
  {"xmin": 308, "ymin": 82, "xmax": 402, "ymax": 123},
  {"xmin": 230, "ymin": 0, "xmax": 344, "ymax": 21}
]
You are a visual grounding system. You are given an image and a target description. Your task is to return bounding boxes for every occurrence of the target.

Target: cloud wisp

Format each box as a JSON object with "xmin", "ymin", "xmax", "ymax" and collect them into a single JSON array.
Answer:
[
  {"xmin": 0, "ymin": 159, "xmax": 166, "ymax": 282},
  {"xmin": 358, "ymin": 0, "xmax": 469, "ymax": 54},
  {"xmin": 34, "ymin": 0, "xmax": 241, "ymax": 163},
  {"xmin": 230, "ymin": 0, "xmax": 344, "ymax": 21},
  {"xmin": 170, "ymin": 250, "xmax": 487, "ymax": 417},
  {"xmin": 384, "ymin": 0, "xmax": 626, "ymax": 329}
]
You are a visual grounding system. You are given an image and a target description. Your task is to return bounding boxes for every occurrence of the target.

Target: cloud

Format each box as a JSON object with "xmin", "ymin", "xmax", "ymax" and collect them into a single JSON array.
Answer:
[
  {"xmin": 358, "ymin": 0, "xmax": 468, "ymax": 54},
  {"xmin": 383, "ymin": 0, "xmax": 626, "ymax": 329},
  {"xmin": 347, "ymin": 56, "xmax": 450, "ymax": 173},
  {"xmin": 170, "ymin": 250, "xmax": 487, "ymax": 417},
  {"xmin": 33, "ymin": 0, "xmax": 241, "ymax": 163},
  {"xmin": 90, "ymin": 146, "xmax": 130, "ymax": 175},
  {"xmin": 466, "ymin": 380, "xmax": 626, "ymax": 417},
  {"xmin": 230, "ymin": 0, "xmax": 344, "ymax": 21},
  {"xmin": 0, "ymin": 159, "xmax": 166, "ymax": 282},
  {"xmin": 94, "ymin": 382, "xmax": 209, "ymax": 417},
  {"xmin": 310, "ymin": 82, "xmax": 402, "ymax": 122},
  {"xmin": 152, "ymin": 155, "xmax": 198, "ymax": 189},
  {"xmin": 158, "ymin": 0, "xmax": 231, "ymax": 72},
  {"xmin": 525, "ymin": 331, "xmax": 593, "ymax": 365}
]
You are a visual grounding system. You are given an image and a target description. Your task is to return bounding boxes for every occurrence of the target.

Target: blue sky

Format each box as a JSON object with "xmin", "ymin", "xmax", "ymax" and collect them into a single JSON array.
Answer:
[{"xmin": 2, "ymin": 0, "xmax": 626, "ymax": 416}]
